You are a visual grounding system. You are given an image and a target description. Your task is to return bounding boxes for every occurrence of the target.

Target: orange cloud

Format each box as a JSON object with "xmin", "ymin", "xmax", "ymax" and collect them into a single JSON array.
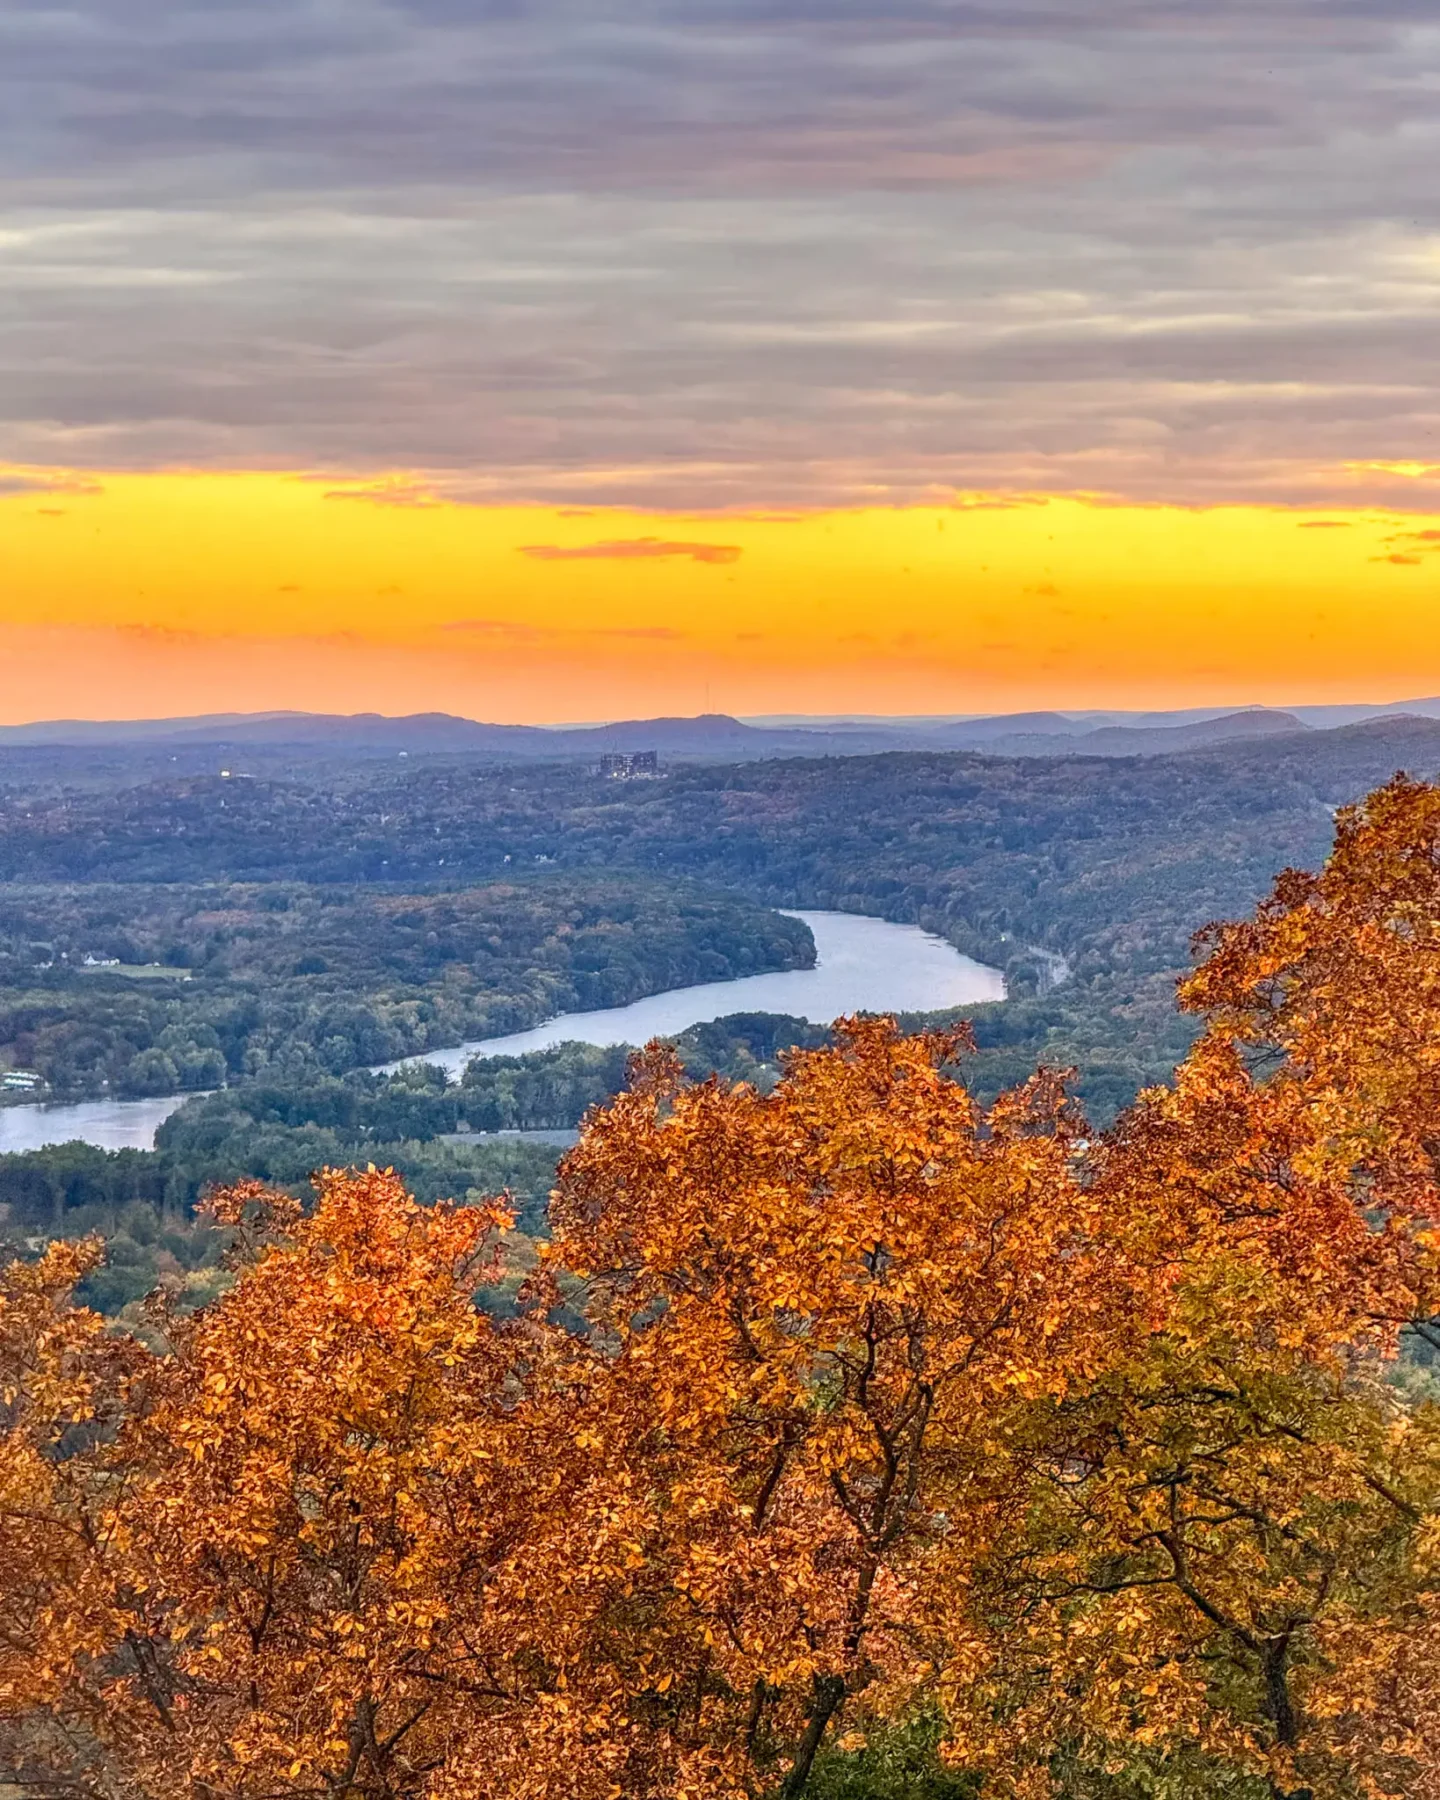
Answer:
[
  {"xmin": 441, "ymin": 618, "xmax": 545, "ymax": 641},
  {"xmin": 0, "ymin": 471, "xmax": 104, "ymax": 498},
  {"xmin": 323, "ymin": 478, "xmax": 442, "ymax": 509},
  {"xmin": 442, "ymin": 618, "xmax": 684, "ymax": 642},
  {"xmin": 519, "ymin": 538, "xmax": 742, "ymax": 565},
  {"xmin": 1348, "ymin": 462, "xmax": 1440, "ymax": 480}
]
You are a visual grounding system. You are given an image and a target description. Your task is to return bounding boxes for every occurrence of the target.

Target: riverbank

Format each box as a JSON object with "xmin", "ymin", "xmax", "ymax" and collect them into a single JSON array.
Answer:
[{"xmin": 0, "ymin": 913, "xmax": 1003, "ymax": 1153}]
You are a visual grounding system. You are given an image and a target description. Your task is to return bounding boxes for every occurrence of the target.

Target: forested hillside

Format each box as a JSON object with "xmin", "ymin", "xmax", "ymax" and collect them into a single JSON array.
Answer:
[
  {"xmin": 6, "ymin": 719, "xmax": 1434, "ymax": 962},
  {"xmin": 6, "ymin": 715, "xmax": 1436, "ymax": 1115},
  {"xmin": 9, "ymin": 722, "xmax": 1440, "ymax": 1322},
  {"xmin": 0, "ymin": 878, "xmax": 811, "ymax": 1099}
]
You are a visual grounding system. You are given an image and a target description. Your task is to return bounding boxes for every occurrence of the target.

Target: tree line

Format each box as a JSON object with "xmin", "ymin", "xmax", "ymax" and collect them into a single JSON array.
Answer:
[{"xmin": 4, "ymin": 777, "xmax": 1440, "ymax": 1800}]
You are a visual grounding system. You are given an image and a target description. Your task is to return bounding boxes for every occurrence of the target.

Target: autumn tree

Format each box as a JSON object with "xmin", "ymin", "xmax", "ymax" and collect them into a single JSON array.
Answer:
[
  {"xmin": 3, "ymin": 1032, "xmax": 1134, "ymax": 1800},
  {"xmin": 533, "ymin": 1020, "xmax": 1145, "ymax": 1799},
  {"xmin": 0, "ymin": 1235, "xmax": 152, "ymax": 1796},
  {"xmin": 2, "ymin": 1173, "xmax": 645, "ymax": 1800},
  {"xmin": 947, "ymin": 778, "xmax": 1440, "ymax": 1800},
  {"xmin": 1180, "ymin": 772, "xmax": 1440, "ymax": 1331}
]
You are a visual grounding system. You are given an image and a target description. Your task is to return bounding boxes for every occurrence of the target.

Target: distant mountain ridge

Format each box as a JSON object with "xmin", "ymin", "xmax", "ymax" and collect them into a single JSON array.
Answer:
[
  {"xmin": 2, "ymin": 701, "xmax": 1438, "ymax": 762},
  {"xmin": 971, "ymin": 709, "xmax": 1310, "ymax": 759}
]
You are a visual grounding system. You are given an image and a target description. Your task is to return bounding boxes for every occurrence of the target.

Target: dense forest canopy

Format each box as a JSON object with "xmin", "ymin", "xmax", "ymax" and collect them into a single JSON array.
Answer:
[
  {"xmin": 8, "ymin": 720, "xmax": 1433, "ymax": 930},
  {"xmin": 4, "ymin": 776, "xmax": 1440, "ymax": 1800},
  {"xmin": 6, "ymin": 717, "xmax": 1437, "ymax": 944}
]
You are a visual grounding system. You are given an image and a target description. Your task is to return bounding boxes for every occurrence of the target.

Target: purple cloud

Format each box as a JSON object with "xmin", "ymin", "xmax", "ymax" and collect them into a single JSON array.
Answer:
[{"xmin": 1, "ymin": 4, "xmax": 1437, "ymax": 510}]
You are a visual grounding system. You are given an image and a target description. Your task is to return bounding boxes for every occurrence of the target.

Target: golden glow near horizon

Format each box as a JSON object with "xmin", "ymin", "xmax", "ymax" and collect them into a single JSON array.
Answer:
[{"xmin": 2, "ymin": 467, "xmax": 1439, "ymax": 723}]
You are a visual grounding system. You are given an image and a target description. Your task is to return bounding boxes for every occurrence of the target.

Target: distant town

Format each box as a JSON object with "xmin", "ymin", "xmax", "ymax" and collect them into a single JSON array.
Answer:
[{"xmin": 596, "ymin": 751, "xmax": 661, "ymax": 780}]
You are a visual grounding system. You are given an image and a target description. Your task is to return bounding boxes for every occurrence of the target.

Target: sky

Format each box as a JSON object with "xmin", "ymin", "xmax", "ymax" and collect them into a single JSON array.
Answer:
[{"xmin": 3, "ymin": 1, "xmax": 1439, "ymax": 722}]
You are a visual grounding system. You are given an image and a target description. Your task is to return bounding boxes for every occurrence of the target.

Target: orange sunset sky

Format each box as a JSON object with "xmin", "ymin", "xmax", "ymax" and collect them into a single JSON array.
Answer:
[
  {"xmin": 3, "ymin": 470, "xmax": 1440, "ymax": 722},
  {"xmin": 5, "ymin": 7, "xmax": 1440, "ymax": 723}
]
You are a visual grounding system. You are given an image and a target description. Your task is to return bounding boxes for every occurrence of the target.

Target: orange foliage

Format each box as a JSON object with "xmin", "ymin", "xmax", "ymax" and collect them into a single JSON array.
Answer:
[
  {"xmin": 950, "ymin": 776, "xmax": 1440, "ymax": 1800},
  {"xmin": 537, "ymin": 1024, "xmax": 1142, "ymax": 1798},
  {"xmin": 1, "ymin": 1238, "xmax": 115, "ymax": 1711},
  {"xmin": 5, "ymin": 778, "xmax": 1440, "ymax": 1800}
]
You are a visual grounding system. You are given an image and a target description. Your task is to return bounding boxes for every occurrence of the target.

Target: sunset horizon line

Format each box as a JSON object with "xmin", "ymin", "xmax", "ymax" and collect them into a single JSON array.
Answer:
[
  {"xmin": 4, "ymin": 696, "xmax": 1440, "ymax": 734},
  {"xmin": 6, "ymin": 469, "xmax": 1440, "ymax": 726}
]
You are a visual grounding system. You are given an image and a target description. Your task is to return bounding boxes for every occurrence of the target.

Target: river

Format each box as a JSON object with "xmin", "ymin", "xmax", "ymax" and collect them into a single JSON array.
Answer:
[
  {"xmin": 0, "ymin": 1095, "xmax": 195, "ymax": 1157},
  {"xmin": 0, "ymin": 911, "xmax": 1004, "ymax": 1154}
]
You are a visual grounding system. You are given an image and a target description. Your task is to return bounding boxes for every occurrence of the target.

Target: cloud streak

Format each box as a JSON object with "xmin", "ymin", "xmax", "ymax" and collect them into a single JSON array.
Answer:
[
  {"xmin": 520, "ymin": 538, "xmax": 742, "ymax": 564},
  {"xmin": 0, "ymin": 469, "xmax": 104, "ymax": 498},
  {"xmin": 441, "ymin": 617, "xmax": 686, "ymax": 641}
]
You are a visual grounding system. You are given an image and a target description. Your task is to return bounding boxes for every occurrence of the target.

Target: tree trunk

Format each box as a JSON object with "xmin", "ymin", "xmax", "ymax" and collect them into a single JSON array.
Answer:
[
  {"xmin": 781, "ymin": 1673, "xmax": 846, "ymax": 1800},
  {"xmin": 1262, "ymin": 1640, "xmax": 1299, "ymax": 1748},
  {"xmin": 1262, "ymin": 1640, "xmax": 1312, "ymax": 1800}
]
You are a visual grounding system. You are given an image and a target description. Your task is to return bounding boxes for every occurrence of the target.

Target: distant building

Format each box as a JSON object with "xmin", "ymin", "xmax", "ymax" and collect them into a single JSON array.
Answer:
[
  {"xmin": 2, "ymin": 1070, "xmax": 43, "ymax": 1092},
  {"xmin": 597, "ymin": 751, "xmax": 660, "ymax": 780}
]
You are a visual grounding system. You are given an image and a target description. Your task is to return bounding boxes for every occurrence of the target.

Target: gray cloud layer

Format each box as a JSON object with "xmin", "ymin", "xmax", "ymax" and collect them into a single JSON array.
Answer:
[{"xmin": 3, "ymin": 2, "xmax": 1439, "ymax": 506}]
